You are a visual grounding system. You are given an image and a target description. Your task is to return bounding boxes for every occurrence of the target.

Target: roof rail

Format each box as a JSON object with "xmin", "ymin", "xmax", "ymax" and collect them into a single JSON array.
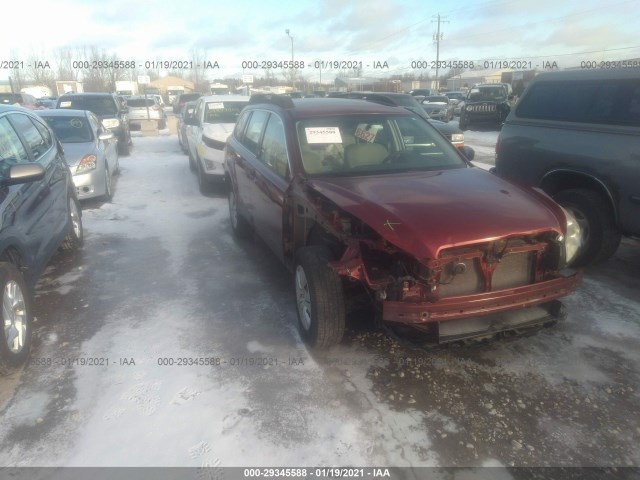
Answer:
[{"xmin": 249, "ymin": 93, "xmax": 295, "ymax": 109}]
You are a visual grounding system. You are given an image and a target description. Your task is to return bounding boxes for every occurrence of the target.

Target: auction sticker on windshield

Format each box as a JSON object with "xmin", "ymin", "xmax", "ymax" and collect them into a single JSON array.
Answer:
[
  {"xmin": 305, "ymin": 127, "xmax": 342, "ymax": 144},
  {"xmin": 355, "ymin": 127, "xmax": 376, "ymax": 143},
  {"xmin": 207, "ymin": 102, "xmax": 225, "ymax": 110}
]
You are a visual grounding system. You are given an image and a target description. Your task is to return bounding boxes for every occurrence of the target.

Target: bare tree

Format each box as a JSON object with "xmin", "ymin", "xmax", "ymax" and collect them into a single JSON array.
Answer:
[
  {"xmin": 25, "ymin": 48, "xmax": 56, "ymax": 93},
  {"xmin": 9, "ymin": 49, "xmax": 25, "ymax": 93},
  {"xmin": 54, "ymin": 47, "xmax": 81, "ymax": 81},
  {"xmin": 188, "ymin": 48, "xmax": 209, "ymax": 92}
]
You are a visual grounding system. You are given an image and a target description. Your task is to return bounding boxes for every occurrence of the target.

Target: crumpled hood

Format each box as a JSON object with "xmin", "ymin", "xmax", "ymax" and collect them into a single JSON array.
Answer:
[
  {"xmin": 307, "ymin": 167, "xmax": 564, "ymax": 260},
  {"xmin": 203, "ymin": 123, "xmax": 234, "ymax": 142}
]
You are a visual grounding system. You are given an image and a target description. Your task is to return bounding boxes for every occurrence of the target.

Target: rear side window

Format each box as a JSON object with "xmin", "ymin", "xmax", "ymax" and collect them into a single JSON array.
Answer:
[
  {"xmin": 9, "ymin": 114, "xmax": 50, "ymax": 160},
  {"xmin": 517, "ymin": 79, "xmax": 640, "ymax": 126},
  {"xmin": 0, "ymin": 117, "xmax": 29, "ymax": 175}
]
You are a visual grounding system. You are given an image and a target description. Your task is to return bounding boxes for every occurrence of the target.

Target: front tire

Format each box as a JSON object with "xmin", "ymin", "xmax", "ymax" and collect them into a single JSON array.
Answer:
[
  {"xmin": 197, "ymin": 158, "xmax": 213, "ymax": 194},
  {"xmin": 61, "ymin": 196, "xmax": 84, "ymax": 251},
  {"xmin": 294, "ymin": 246, "xmax": 346, "ymax": 349},
  {"xmin": 0, "ymin": 263, "xmax": 32, "ymax": 371},
  {"xmin": 118, "ymin": 133, "xmax": 130, "ymax": 156},
  {"xmin": 554, "ymin": 188, "xmax": 621, "ymax": 266},
  {"xmin": 102, "ymin": 165, "xmax": 112, "ymax": 202}
]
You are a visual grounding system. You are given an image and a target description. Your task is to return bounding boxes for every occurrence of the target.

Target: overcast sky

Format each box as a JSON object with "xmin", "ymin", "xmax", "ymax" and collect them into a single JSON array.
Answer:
[{"xmin": 2, "ymin": 0, "xmax": 639, "ymax": 83}]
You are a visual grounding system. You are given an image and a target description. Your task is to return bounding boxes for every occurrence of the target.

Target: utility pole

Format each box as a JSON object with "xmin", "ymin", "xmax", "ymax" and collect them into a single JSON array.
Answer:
[
  {"xmin": 432, "ymin": 14, "xmax": 449, "ymax": 92},
  {"xmin": 285, "ymin": 29, "xmax": 295, "ymax": 90}
]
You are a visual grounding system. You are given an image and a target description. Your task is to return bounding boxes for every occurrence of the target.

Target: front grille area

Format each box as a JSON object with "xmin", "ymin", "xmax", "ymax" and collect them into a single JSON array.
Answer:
[
  {"xmin": 438, "ymin": 258, "xmax": 483, "ymax": 297},
  {"xmin": 493, "ymin": 252, "xmax": 533, "ymax": 290},
  {"xmin": 436, "ymin": 240, "xmax": 537, "ymax": 298},
  {"xmin": 467, "ymin": 104, "xmax": 496, "ymax": 112}
]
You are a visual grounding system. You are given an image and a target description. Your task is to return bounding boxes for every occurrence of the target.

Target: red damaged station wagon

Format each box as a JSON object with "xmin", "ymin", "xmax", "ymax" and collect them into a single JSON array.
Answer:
[{"xmin": 225, "ymin": 95, "xmax": 582, "ymax": 347}]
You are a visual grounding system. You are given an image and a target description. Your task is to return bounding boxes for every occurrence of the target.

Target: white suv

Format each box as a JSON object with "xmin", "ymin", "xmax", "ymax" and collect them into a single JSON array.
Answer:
[{"xmin": 185, "ymin": 95, "xmax": 249, "ymax": 193}]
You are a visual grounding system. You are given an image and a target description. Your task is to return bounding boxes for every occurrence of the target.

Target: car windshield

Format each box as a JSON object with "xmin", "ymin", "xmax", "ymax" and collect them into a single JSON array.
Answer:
[
  {"xmin": 58, "ymin": 96, "xmax": 118, "ymax": 115},
  {"xmin": 468, "ymin": 87, "xmax": 506, "ymax": 101},
  {"xmin": 296, "ymin": 113, "xmax": 466, "ymax": 176},
  {"xmin": 127, "ymin": 98, "xmax": 156, "ymax": 107},
  {"xmin": 204, "ymin": 101, "xmax": 248, "ymax": 123},
  {"xmin": 40, "ymin": 116, "xmax": 93, "ymax": 143},
  {"xmin": 179, "ymin": 94, "xmax": 201, "ymax": 103},
  {"xmin": 424, "ymin": 96, "xmax": 449, "ymax": 103},
  {"xmin": 445, "ymin": 92, "xmax": 464, "ymax": 100}
]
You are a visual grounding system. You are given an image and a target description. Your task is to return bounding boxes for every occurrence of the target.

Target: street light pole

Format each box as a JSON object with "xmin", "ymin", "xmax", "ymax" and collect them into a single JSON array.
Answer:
[{"xmin": 285, "ymin": 29, "xmax": 295, "ymax": 91}]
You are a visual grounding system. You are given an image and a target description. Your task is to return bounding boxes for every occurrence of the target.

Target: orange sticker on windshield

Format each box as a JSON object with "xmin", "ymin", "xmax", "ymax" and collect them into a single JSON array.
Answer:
[{"xmin": 355, "ymin": 127, "xmax": 376, "ymax": 143}]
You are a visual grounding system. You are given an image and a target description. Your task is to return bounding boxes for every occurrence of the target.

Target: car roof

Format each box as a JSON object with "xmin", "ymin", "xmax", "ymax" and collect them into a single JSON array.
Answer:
[
  {"xmin": 263, "ymin": 98, "xmax": 412, "ymax": 119},
  {"xmin": 59, "ymin": 92, "xmax": 114, "ymax": 97},
  {"xmin": 531, "ymin": 68, "xmax": 640, "ymax": 83},
  {"xmin": 35, "ymin": 109, "xmax": 89, "ymax": 117},
  {"xmin": 0, "ymin": 104, "xmax": 31, "ymax": 114},
  {"xmin": 199, "ymin": 95, "xmax": 250, "ymax": 102},
  {"xmin": 128, "ymin": 95, "xmax": 158, "ymax": 100}
]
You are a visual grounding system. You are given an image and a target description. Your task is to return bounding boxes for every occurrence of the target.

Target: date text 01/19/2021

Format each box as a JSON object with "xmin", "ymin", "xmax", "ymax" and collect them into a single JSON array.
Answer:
[{"xmin": 243, "ymin": 468, "xmax": 391, "ymax": 477}]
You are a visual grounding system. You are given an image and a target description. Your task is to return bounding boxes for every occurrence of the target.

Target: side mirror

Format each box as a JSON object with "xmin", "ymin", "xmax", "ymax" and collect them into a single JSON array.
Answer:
[
  {"xmin": 460, "ymin": 146, "xmax": 475, "ymax": 160},
  {"xmin": 99, "ymin": 130, "xmax": 115, "ymax": 140},
  {"xmin": 508, "ymin": 95, "xmax": 515, "ymax": 101},
  {"xmin": 3, "ymin": 163, "xmax": 45, "ymax": 186}
]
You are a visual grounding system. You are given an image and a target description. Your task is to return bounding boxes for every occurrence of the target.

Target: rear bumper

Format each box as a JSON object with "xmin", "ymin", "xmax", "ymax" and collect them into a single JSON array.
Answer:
[{"xmin": 382, "ymin": 272, "xmax": 580, "ymax": 324}]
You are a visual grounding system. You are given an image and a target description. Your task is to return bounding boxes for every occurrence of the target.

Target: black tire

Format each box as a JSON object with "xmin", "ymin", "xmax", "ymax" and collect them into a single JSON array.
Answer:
[
  {"xmin": 228, "ymin": 187, "xmax": 251, "ymax": 238},
  {"xmin": 197, "ymin": 158, "xmax": 212, "ymax": 194},
  {"xmin": 113, "ymin": 155, "xmax": 120, "ymax": 175},
  {"xmin": 61, "ymin": 196, "xmax": 84, "ymax": 251},
  {"xmin": 554, "ymin": 188, "xmax": 621, "ymax": 266},
  {"xmin": 118, "ymin": 134, "xmax": 130, "ymax": 156},
  {"xmin": 459, "ymin": 116, "xmax": 468, "ymax": 130},
  {"xmin": 158, "ymin": 119, "xmax": 166, "ymax": 130},
  {"xmin": 102, "ymin": 165, "xmax": 112, "ymax": 202},
  {"xmin": 294, "ymin": 246, "xmax": 346, "ymax": 349},
  {"xmin": 188, "ymin": 150, "xmax": 196, "ymax": 171},
  {"xmin": 0, "ymin": 262, "xmax": 32, "ymax": 371}
]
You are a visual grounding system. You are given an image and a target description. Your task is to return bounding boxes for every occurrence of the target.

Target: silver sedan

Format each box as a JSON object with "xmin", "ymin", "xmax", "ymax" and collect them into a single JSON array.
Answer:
[{"xmin": 36, "ymin": 109, "xmax": 119, "ymax": 201}]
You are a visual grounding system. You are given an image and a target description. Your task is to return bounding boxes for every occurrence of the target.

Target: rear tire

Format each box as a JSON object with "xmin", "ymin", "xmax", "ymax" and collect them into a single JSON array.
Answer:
[
  {"xmin": 554, "ymin": 188, "xmax": 621, "ymax": 266},
  {"xmin": 459, "ymin": 116, "xmax": 468, "ymax": 130},
  {"xmin": 0, "ymin": 262, "xmax": 32, "ymax": 371},
  {"xmin": 294, "ymin": 246, "xmax": 346, "ymax": 349}
]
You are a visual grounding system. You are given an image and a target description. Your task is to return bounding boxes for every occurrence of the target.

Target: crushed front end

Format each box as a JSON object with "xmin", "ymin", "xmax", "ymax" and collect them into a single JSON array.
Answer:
[{"xmin": 330, "ymin": 234, "xmax": 580, "ymax": 343}]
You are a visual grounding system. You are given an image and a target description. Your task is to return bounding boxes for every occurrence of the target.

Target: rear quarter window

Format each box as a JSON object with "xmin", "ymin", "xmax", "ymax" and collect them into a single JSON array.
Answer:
[{"xmin": 517, "ymin": 79, "xmax": 640, "ymax": 126}]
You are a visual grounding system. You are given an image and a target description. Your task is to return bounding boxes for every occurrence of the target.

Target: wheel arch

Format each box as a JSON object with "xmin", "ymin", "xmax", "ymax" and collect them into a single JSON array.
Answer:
[{"xmin": 540, "ymin": 169, "xmax": 618, "ymax": 224}]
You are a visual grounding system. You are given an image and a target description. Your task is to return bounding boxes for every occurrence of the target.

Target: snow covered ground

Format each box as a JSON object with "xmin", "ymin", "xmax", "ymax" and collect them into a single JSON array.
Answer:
[{"xmin": 0, "ymin": 135, "xmax": 638, "ymax": 470}]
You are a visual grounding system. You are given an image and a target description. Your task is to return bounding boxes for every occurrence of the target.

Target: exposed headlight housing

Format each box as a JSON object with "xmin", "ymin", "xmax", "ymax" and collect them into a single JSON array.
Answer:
[
  {"xmin": 451, "ymin": 133, "xmax": 464, "ymax": 143},
  {"xmin": 75, "ymin": 154, "xmax": 97, "ymax": 174},
  {"xmin": 561, "ymin": 207, "xmax": 582, "ymax": 265}
]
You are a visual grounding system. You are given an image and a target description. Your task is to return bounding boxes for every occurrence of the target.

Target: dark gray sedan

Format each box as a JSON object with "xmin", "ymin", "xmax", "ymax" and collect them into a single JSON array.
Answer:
[
  {"xmin": 421, "ymin": 95, "xmax": 455, "ymax": 122},
  {"xmin": 37, "ymin": 109, "xmax": 119, "ymax": 201}
]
